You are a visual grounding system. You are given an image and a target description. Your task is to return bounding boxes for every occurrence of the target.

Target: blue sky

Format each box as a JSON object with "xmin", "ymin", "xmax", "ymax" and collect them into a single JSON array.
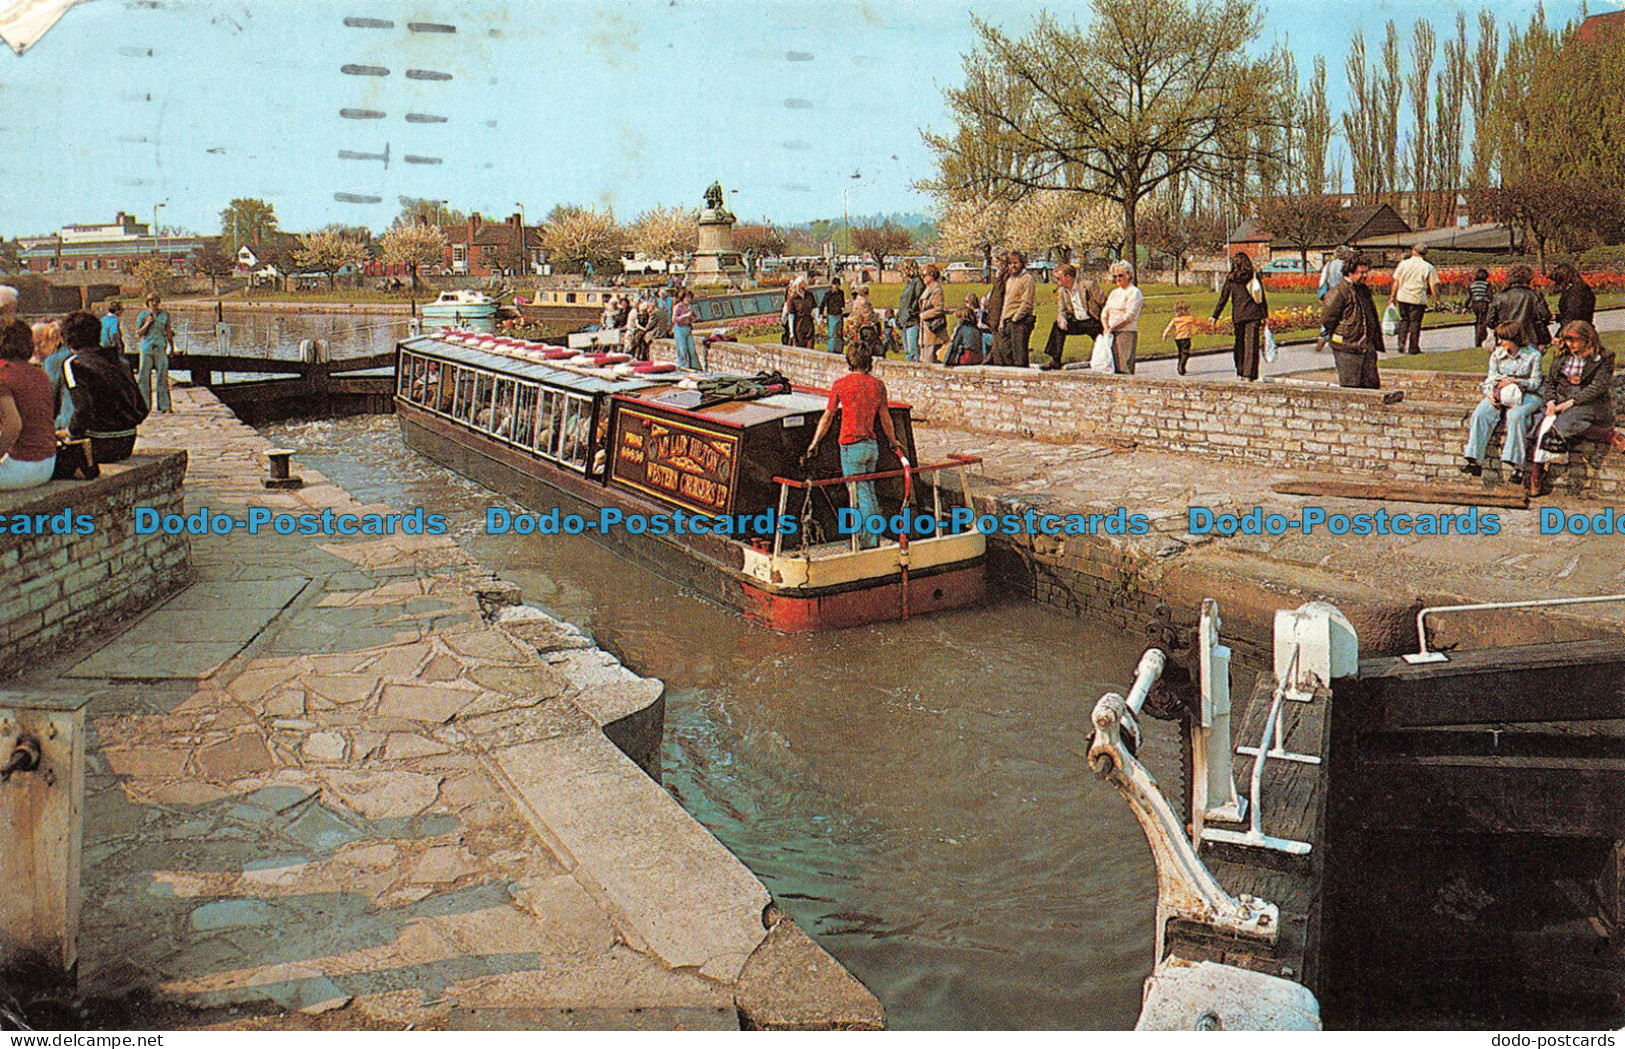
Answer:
[{"xmin": 0, "ymin": 0, "xmax": 1595, "ymax": 238}]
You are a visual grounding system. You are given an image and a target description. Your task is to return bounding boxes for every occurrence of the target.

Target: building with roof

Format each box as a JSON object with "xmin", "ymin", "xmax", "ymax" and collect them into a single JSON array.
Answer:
[
  {"xmin": 19, "ymin": 212, "xmax": 205, "ymax": 274},
  {"xmin": 1578, "ymin": 10, "xmax": 1625, "ymax": 44},
  {"xmin": 442, "ymin": 212, "xmax": 543, "ymax": 277},
  {"xmin": 1228, "ymin": 202, "xmax": 1413, "ymax": 264}
]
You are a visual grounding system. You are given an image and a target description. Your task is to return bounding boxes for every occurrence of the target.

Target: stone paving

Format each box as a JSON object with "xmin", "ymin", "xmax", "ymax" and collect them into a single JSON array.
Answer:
[
  {"xmin": 916, "ymin": 416, "xmax": 1625, "ymax": 653},
  {"xmin": 28, "ymin": 387, "xmax": 880, "ymax": 1030},
  {"xmin": 1136, "ymin": 305, "xmax": 1625, "ymax": 383}
]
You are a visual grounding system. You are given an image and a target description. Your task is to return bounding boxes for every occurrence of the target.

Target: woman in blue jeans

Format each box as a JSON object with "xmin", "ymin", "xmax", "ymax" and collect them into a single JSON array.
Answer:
[
  {"xmin": 671, "ymin": 289, "xmax": 698, "ymax": 369},
  {"xmin": 1461, "ymin": 321, "xmax": 1544, "ymax": 483}
]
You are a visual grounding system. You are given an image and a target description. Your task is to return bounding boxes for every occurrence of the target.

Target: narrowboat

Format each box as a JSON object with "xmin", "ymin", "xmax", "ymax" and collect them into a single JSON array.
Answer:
[
  {"xmin": 393, "ymin": 330, "xmax": 986, "ymax": 631},
  {"xmin": 516, "ymin": 286, "xmax": 810, "ymax": 329}
]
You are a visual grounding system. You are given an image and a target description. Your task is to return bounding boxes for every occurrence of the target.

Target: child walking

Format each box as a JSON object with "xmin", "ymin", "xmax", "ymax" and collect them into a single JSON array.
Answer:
[{"xmin": 1161, "ymin": 302, "xmax": 1198, "ymax": 376}]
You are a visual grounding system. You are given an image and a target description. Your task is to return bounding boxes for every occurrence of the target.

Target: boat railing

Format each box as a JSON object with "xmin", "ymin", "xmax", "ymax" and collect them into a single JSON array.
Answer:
[{"xmin": 770, "ymin": 454, "xmax": 983, "ymax": 558}]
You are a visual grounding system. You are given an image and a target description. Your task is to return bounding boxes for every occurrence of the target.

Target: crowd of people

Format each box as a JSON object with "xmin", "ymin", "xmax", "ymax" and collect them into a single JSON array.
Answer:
[
  {"xmin": 0, "ymin": 285, "xmax": 151, "ymax": 492},
  {"xmin": 1303, "ymin": 245, "xmax": 1611, "ymax": 484}
]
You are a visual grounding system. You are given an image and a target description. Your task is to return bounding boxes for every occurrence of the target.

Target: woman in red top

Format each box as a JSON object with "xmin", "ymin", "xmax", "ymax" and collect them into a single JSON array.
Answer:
[
  {"xmin": 0, "ymin": 320, "xmax": 58, "ymax": 489},
  {"xmin": 807, "ymin": 344, "xmax": 902, "ymax": 549}
]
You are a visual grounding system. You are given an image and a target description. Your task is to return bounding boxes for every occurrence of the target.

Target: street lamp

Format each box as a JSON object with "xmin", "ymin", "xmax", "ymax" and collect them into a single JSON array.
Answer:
[
  {"xmin": 515, "ymin": 202, "xmax": 526, "ymax": 274},
  {"xmin": 153, "ymin": 202, "xmax": 167, "ymax": 255}
]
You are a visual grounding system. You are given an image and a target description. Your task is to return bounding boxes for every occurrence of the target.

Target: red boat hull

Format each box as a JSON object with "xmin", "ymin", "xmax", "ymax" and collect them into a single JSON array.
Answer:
[{"xmin": 741, "ymin": 564, "xmax": 986, "ymax": 632}]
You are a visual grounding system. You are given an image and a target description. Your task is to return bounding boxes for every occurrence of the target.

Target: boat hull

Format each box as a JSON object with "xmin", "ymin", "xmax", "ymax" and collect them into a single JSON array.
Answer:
[{"xmin": 396, "ymin": 401, "xmax": 985, "ymax": 631}]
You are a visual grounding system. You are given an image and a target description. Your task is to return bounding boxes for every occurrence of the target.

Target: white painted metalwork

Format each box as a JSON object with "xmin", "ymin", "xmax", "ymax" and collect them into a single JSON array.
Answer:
[
  {"xmin": 1191, "ymin": 599, "xmax": 1245, "ymax": 841},
  {"xmin": 1202, "ymin": 647, "xmax": 1314, "ymax": 857},
  {"xmin": 1136, "ymin": 957, "xmax": 1322, "ymax": 1031},
  {"xmin": 1405, "ymin": 594, "xmax": 1625, "ymax": 664},
  {"xmin": 1273, "ymin": 601, "xmax": 1359, "ymax": 701},
  {"xmin": 1090, "ymin": 662, "xmax": 1279, "ymax": 964}
]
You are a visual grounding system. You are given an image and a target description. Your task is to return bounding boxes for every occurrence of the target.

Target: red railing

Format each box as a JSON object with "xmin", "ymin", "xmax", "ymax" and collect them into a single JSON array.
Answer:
[{"xmin": 772, "ymin": 453, "xmax": 982, "ymax": 490}]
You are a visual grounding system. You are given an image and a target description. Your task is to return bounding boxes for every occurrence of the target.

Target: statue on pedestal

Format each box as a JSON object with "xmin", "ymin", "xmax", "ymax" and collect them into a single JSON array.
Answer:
[{"xmin": 691, "ymin": 181, "xmax": 745, "ymax": 286}]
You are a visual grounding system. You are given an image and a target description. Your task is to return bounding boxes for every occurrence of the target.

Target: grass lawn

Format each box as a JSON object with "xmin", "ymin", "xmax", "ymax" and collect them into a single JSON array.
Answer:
[
  {"xmin": 1381, "ymin": 331, "xmax": 1625, "ymax": 375},
  {"xmin": 746, "ymin": 282, "xmax": 1322, "ymax": 363}
]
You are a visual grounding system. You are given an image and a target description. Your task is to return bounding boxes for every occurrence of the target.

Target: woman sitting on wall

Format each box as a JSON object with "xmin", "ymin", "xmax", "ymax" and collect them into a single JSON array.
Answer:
[
  {"xmin": 1532, "ymin": 320, "xmax": 1614, "ymax": 461},
  {"xmin": 0, "ymin": 320, "xmax": 58, "ymax": 489},
  {"xmin": 1461, "ymin": 321, "xmax": 1545, "ymax": 483}
]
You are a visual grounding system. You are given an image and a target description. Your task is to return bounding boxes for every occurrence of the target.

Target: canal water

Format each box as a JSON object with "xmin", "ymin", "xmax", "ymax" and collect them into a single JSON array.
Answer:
[{"xmin": 264, "ymin": 413, "xmax": 1185, "ymax": 1030}]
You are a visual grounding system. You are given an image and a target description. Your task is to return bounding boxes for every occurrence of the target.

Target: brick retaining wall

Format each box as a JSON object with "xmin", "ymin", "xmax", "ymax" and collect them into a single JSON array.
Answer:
[
  {"xmin": 0, "ymin": 452, "xmax": 192, "ymax": 677},
  {"xmin": 660, "ymin": 339, "xmax": 1625, "ymax": 497}
]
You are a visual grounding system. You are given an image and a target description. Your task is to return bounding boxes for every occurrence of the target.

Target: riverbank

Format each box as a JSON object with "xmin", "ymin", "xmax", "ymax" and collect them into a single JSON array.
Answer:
[
  {"xmin": 16, "ymin": 388, "xmax": 880, "ymax": 1031},
  {"xmin": 913, "ymin": 420, "xmax": 1625, "ymax": 663}
]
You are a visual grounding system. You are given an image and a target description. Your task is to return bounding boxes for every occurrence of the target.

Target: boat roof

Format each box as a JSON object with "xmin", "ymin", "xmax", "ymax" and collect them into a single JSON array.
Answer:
[
  {"xmin": 617, "ymin": 383, "xmax": 835, "ymax": 430},
  {"xmin": 399, "ymin": 333, "xmax": 666, "ymax": 396}
]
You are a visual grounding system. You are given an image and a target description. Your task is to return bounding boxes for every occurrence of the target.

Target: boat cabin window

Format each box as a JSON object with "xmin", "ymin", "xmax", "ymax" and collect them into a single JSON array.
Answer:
[
  {"xmin": 566, "ymin": 292, "xmax": 576, "ymax": 304},
  {"xmin": 513, "ymin": 384, "xmax": 539, "ymax": 447},
  {"xmin": 453, "ymin": 367, "xmax": 479, "ymax": 423},
  {"xmin": 559, "ymin": 395, "xmax": 591, "ymax": 470},
  {"xmin": 471, "ymin": 372, "xmax": 495, "ymax": 428},
  {"xmin": 537, "ymin": 390, "xmax": 564, "ymax": 459}
]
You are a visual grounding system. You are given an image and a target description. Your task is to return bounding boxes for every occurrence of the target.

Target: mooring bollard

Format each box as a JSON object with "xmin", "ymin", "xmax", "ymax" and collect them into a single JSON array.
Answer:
[
  {"xmin": 0, "ymin": 693, "xmax": 90, "ymax": 984},
  {"xmin": 263, "ymin": 448, "xmax": 304, "ymax": 490}
]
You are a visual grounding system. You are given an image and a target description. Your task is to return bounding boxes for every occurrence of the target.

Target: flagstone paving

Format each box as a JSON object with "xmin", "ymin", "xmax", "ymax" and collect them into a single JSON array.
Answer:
[
  {"xmin": 916, "ymin": 418, "xmax": 1625, "ymax": 653},
  {"xmin": 26, "ymin": 387, "xmax": 881, "ymax": 1031}
]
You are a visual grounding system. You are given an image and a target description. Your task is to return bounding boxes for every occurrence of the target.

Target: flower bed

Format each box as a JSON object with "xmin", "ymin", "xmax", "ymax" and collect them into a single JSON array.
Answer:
[{"xmin": 1264, "ymin": 266, "xmax": 1625, "ymax": 295}]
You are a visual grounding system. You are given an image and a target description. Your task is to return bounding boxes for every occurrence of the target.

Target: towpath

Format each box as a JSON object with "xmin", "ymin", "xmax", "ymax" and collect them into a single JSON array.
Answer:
[
  {"xmin": 22, "ymin": 387, "xmax": 880, "ymax": 1031},
  {"xmin": 1136, "ymin": 306, "xmax": 1625, "ymax": 382}
]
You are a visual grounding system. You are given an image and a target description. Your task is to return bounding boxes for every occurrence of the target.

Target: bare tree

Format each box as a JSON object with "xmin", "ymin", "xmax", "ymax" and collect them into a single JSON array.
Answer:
[
  {"xmin": 1467, "ymin": 10, "xmax": 1500, "ymax": 189},
  {"xmin": 1431, "ymin": 14, "xmax": 1469, "ymax": 225},
  {"xmin": 850, "ymin": 222, "xmax": 913, "ymax": 275},
  {"xmin": 1379, "ymin": 22, "xmax": 1404, "ymax": 200},
  {"xmin": 1256, "ymin": 194, "xmax": 1346, "ymax": 270},
  {"xmin": 924, "ymin": 0, "xmax": 1284, "ymax": 273},
  {"xmin": 1342, "ymin": 32, "xmax": 1379, "ymax": 200},
  {"xmin": 1404, "ymin": 20, "xmax": 1435, "ymax": 224},
  {"xmin": 1301, "ymin": 57, "xmax": 1332, "ymax": 195}
]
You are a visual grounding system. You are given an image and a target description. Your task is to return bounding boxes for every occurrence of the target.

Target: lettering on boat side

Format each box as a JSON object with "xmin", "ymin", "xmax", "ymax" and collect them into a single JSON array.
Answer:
[{"xmin": 612, "ymin": 410, "xmax": 741, "ymax": 516}]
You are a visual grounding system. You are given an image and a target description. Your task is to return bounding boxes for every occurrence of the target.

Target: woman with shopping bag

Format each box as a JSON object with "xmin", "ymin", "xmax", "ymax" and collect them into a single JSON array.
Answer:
[{"xmin": 1211, "ymin": 253, "xmax": 1268, "ymax": 381}]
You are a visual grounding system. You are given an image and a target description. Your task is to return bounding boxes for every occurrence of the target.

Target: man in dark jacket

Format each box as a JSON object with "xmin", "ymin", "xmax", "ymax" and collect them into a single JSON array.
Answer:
[
  {"xmin": 895, "ymin": 260, "xmax": 924, "ymax": 362},
  {"xmin": 58, "ymin": 311, "xmax": 147, "ymax": 463},
  {"xmin": 1486, "ymin": 265, "xmax": 1552, "ymax": 349},
  {"xmin": 1319, "ymin": 253, "xmax": 1385, "ymax": 389},
  {"xmin": 1551, "ymin": 263, "xmax": 1596, "ymax": 328},
  {"xmin": 983, "ymin": 251, "xmax": 1009, "ymax": 366}
]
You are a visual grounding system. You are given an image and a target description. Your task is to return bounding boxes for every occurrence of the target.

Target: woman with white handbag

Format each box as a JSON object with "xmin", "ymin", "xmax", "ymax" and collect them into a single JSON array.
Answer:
[{"xmin": 1211, "ymin": 253, "xmax": 1269, "ymax": 381}]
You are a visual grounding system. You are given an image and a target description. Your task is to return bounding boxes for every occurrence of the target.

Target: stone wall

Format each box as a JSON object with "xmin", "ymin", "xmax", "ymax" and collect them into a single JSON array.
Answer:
[
  {"xmin": 0, "ymin": 452, "xmax": 192, "ymax": 678},
  {"xmin": 664, "ymin": 339, "xmax": 1625, "ymax": 497}
]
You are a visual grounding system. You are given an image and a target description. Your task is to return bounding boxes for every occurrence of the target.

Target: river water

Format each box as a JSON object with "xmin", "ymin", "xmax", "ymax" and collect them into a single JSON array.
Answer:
[{"xmin": 262, "ymin": 413, "xmax": 1184, "ymax": 1030}]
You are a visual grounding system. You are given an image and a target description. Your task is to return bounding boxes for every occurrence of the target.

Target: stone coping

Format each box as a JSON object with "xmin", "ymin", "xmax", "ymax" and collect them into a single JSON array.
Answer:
[{"xmin": 0, "ymin": 450, "xmax": 187, "ymax": 548}]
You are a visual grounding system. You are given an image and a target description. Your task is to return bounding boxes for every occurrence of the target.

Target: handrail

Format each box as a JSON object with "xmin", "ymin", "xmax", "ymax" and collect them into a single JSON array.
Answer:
[
  {"xmin": 1407, "ymin": 594, "xmax": 1625, "ymax": 664},
  {"xmin": 1201, "ymin": 645, "xmax": 1314, "ymax": 857},
  {"xmin": 774, "ymin": 453, "xmax": 981, "ymax": 491}
]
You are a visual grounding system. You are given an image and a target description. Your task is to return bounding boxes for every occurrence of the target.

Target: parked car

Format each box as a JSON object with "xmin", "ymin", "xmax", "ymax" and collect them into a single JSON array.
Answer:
[{"xmin": 1261, "ymin": 257, "xmax": 1316, "ymax": 274}]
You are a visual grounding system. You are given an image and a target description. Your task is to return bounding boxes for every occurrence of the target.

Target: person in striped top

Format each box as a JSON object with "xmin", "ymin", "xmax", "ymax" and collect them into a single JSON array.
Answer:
[{"xmin": 1469, "ymin": 268, "xmax": 1494, "ymax": 347}]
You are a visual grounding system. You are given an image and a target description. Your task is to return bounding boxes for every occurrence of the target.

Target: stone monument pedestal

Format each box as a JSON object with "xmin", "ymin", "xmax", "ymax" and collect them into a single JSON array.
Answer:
[{"xmin": 689, "ymin": 210, "xmax": 746, "ymax": 287}]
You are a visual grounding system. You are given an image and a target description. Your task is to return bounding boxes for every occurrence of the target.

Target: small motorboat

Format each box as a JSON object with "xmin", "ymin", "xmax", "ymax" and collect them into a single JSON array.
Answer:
[{"xmin": 421, "ymin": 289, "xmax": 499, "ymax": 323}]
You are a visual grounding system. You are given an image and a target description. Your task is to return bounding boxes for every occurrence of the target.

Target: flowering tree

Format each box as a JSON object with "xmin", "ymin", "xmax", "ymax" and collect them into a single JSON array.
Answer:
[
  {"xmin": 541, "ymin": 206, "xmax": 626, "ymax": 274},
  {"xmin": 933, "ymin": 193, "xmax": 1011, "ymax": 279},
  {"xmin": 379, "ymin": 223, "xmax": 447, "ymax": 292},
  {"xmin": 295, "ymin": 226, "xmax": 370, "ymax": 290},
  {"xmin": 627, "ymin": 205, "xmax": 697, "ymax": 267}
]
